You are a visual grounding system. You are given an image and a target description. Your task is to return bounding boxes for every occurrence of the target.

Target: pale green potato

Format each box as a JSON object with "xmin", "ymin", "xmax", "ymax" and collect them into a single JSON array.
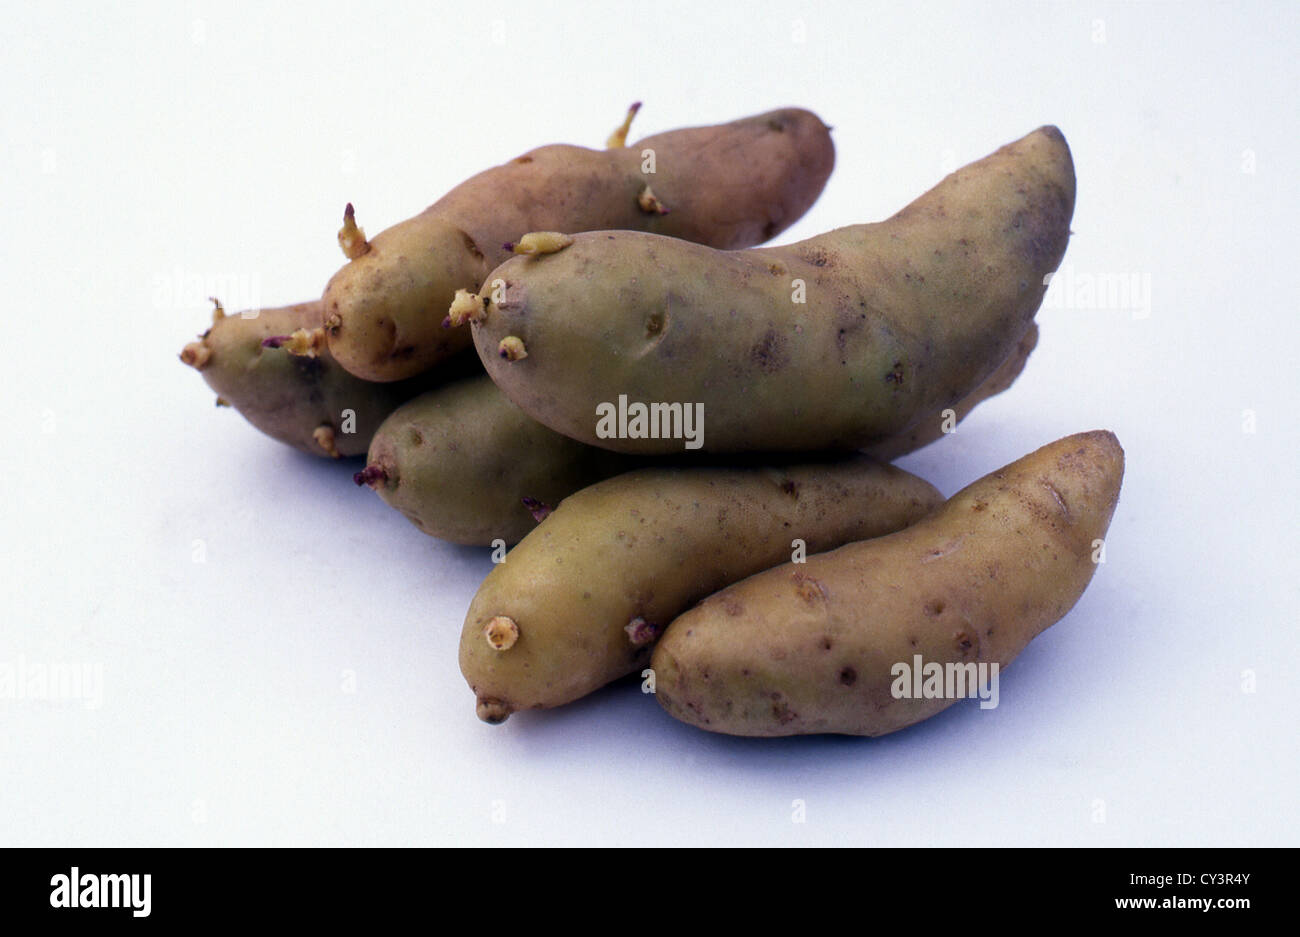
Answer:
[
  {"xmin": 179, "ymin": 301, "xmax": 446, "ymax": 457},
  {"xmin": 358, "ymin": 376, "xmax": 638, "ymax": 546}
]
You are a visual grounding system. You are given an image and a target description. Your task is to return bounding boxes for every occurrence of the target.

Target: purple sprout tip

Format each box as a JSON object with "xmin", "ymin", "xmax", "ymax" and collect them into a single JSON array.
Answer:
[{"xmin": 521, "ymin": 497, "xmax": 553, "ymax": 523}]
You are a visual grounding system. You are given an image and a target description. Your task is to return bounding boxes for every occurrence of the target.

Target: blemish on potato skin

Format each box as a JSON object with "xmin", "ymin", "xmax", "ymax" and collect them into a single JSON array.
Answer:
[
  {"xmin": 791, "ymin": 572, "xmax": 826, "ymax": 604},
  {"xmin": 624, "ymin": 616, "xmax": 660, "ymax": 647},
  {"xmin": 839, "ymin": 666, "xmax": 857, "ymax": 686},
  {"xmin": 770, "ymin": 695, "xmax": 797, "ymax": 724},
  {"xmin": 750, "ymin": 328, "xmax": 790, "ymax": 373},
  {"xmin": 1041, "ymin": 479, "xmax": 1072, "ymax": 520},
  {"xmin": 802, "ymin": 247, "xmax": 829, "ymax": 267},
  {"xmin": 460, "ymin": 231, "xmax": 485, "ymax": 264}
]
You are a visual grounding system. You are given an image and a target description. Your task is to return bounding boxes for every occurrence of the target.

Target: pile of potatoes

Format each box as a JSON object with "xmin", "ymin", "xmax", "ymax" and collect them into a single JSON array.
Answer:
[{"xmin": 181, "ymin": 105, "xmax": 1123, "ymax": 738}]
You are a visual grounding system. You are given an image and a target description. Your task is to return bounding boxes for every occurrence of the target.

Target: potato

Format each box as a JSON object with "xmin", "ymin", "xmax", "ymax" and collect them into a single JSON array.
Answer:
[
  {"xmin": 319, "ymin": 106, "xmax": 835, "ymax": 381},
  {"xmin": 459, "ymin": 459, "xmax": 943, "ymax": 723},
  {"xmin": 357, "ymin": 376, "xmax": 639, "ymax": 546},
  {"xmin": 650, "ymin": 431, "xmax": 1124, "ymax": 737},
  {"xmin": 179, "ymin": 300, "xmax": 453, "ymax": 457},
  {"xmin": 862, "ymin": 322, "xmax": 1039, "ymax": 462},
  {"xmin": 469, "ymin": 126, "xmax": 1073, "ymax": 453}
]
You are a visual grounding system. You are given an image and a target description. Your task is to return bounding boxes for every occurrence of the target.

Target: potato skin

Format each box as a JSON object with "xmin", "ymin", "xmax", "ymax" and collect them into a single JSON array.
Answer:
[
  {"xmin": 181, "ymin": 302, "xmax": 447, "ymax": 457},
  {"xmin": 472, "ymin": 126, "xmax": 1074, "ymax": 453},
  {"xmin": 361, "ymin": 376, "xmax": 638, "ymax": 546},
  {"xmin": 458, "ymin": 459, "xmax": 943, "ymax": 723},
  {"xmin": 323, "ymin": 108, "xmax": 835, "ymax": 381},
  {"xmin": 651, "ymin": 431, "xmax": 1124, "ymax": 737},
  {"xmin": 862, "ymin": 322, "xmax": 1039, "ymax": 462}
]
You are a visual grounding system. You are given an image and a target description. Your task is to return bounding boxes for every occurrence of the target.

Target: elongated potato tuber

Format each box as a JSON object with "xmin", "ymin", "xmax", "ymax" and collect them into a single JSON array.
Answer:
[
  {"xmin": 459, "ymin": 459, "xmax": 943, "ymax": 724},
  {"xmin": 470, "ymin": 127, "xmax": 1073, "ymax": 453},
  {"xmin": 651, "ymin": 431, "xmax": 1124, "ymax": 737},
  {"xmin": 321, "ymin": 106, "xmax": 835, "ymax": 381},
  {"xmin": 180, "ymin": 300, "xmax": 457, "ymax": 457},
  {"xmin": 358, "ymin": 376, "xmax": 639, "ymax": 545}
]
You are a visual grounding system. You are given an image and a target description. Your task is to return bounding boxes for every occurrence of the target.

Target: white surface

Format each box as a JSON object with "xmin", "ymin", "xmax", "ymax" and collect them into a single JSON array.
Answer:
[{"xmin": 2, "ymin": 0, "xmax": 1296, "ymax": 847}]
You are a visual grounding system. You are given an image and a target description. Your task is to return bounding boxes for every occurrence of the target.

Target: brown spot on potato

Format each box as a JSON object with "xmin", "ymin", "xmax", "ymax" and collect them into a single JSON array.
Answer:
[
  {"xmin": 925, "ymin": 600, "xmax": 945, "ymax": 616},
  {"xmin": 791, "ymin": 572, "xmax": 826, "ymax": 604},
  {"xmin": 884, "ymin": 360, "xmax": 905, "ymax": 385},
  {"xmin": 460, "ymin": 231, "xmax": 485, "ymax": 263},
  {"xmin": 820, "ymin": 637, "xmax": 833, "ymax": 651},
  {"xmin": 722, "ymin": 597, "xmax": 744, "ymax": 616},
  {"xmin": 772, "ymin": 699, "xmax": 797, "ymax": 724},
  {"xmin": 839, "ymin": 667, "xmax": 857, "ymax": 686},
  {"xmin": 750, "ymin": 328, "xmax": 789, "ymax": 373},
  {"xmin": 954, "ymin": 631, "xmax": 974, "ymax": 654}
]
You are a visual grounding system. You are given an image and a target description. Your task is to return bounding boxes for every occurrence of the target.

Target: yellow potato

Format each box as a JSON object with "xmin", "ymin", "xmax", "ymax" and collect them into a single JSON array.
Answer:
[
  {"xmin": 459, "ymin": 459, "xmax": 942, "ymax": 723},
  {"xmin": 651, "ymin": 431, "xmax": 1124, "ymax": 737}
]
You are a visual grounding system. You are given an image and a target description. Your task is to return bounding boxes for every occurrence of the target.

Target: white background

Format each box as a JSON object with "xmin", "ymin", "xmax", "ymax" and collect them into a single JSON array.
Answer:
[{"xmin": 2, "ymin": 1, "xmax": 1296, "ymax": 846}]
